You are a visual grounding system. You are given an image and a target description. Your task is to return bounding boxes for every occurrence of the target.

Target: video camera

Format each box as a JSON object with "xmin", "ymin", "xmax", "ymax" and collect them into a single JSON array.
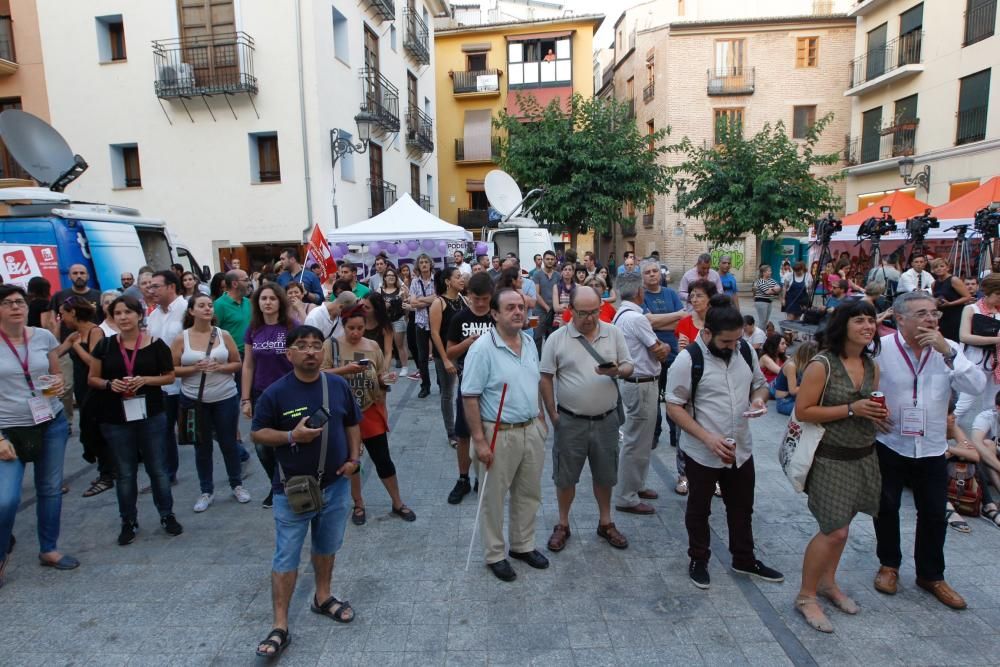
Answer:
[
  {"xmin": 905, "ymin": 209, "xmax": 939, "ymax": 243},
  {"xmin": 857, "ymin": 205, "xmax": 897, "ymax": 240},
  {"xmin": 974, "ymin": 202, "xmax": 1000, "ymax": 239},
  {"xmin": 814, "ymin": 213, "xmax": 842, "ymax": 245}
]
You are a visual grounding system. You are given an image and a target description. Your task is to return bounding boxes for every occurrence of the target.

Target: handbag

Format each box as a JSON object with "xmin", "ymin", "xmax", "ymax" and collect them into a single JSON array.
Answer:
[
  {"xmin": 777, "ymin": 355, "xmax": 830, "ymax": 493},
  {"xmin": 178, "ymin": 328, "xmax": 218, "ymax": 446},
  {"xmin": 574, "ymin": 331, "xmax": 625, "ymax": 424},
  {"xmin": 802, "ymin": 307, "xmax": 826, "ymax": 325},
  {"xmin": 947, "ymin": 460, "xmax": 982, "ymax": 517},
  {"xmin": 4, "ymin": 423, "xmax": 49, "ymax": 463},
  {"xmin": 972, "ymin": 313, "xmax": 1000, "ymax": 338},
  {"xmin": 279, "ymin": 374, "xmax": 330, "ymax": 514}
]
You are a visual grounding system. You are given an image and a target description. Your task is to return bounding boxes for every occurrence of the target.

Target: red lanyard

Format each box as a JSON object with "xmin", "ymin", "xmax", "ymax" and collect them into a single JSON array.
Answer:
[
  {"xmin": 0, "ymin": 327, "xmax": 35, "ymax": 394},
  {"xmin": 893, "ymin": 333, "xmax": 930, "ymax": 406},
  {"xmin": 118, "ymin": 332, "xmax": 143, "ymax": 377}
]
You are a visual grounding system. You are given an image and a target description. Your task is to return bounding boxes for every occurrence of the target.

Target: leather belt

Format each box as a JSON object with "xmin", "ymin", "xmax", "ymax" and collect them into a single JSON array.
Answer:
[
  {"xmin": 557, "ymin": 405, "xmax": 615, "ymax": 421},
  {"xmin": 817, "ymin": 442, "xmax": 875, "ymax": 461},
  {"xmin": 622, "ymin": 376, "xmax": 657, "ymax": 384},
  {"xmin": 486, "ymin": 419, "xmax": 535, "ymax": 431}
]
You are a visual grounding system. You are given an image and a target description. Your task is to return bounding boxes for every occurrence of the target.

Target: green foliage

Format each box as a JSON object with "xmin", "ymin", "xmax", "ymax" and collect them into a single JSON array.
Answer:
[
  {"xmin": 493, "ymin": 93, "xmax": 673, "ymax": 235},
  {"xmin": 669, "ymin": 113, "xmax": 842, "ymax": 245}
]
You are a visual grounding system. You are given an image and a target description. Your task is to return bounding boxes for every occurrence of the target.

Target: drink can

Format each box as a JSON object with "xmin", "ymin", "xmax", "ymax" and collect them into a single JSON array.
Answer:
[
  {"xmin": 723, "ymin": 438, "xmax": 736, "ymax": 448},
  {"xmin": 870, "ymin": 392, "xmax": 885, "ymax": 407}
]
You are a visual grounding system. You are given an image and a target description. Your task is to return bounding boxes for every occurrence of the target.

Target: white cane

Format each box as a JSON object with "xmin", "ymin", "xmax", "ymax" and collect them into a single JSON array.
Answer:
[{"xmin": 465, "ymin": 383, "xmax": 508, "ymax": 571}]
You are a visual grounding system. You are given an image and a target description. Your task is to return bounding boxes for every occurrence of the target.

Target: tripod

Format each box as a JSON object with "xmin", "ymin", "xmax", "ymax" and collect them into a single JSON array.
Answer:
[
  {"xmin": 949, "ymin": 226, "xmax": 974, "ymax": 279},
  {"xmin": 975, "ymin": 233, "xmax": 998, "ymax": 278},
  {"xmin": 809, "ymin": 240, "xmax": 834, "ymax": 307}
]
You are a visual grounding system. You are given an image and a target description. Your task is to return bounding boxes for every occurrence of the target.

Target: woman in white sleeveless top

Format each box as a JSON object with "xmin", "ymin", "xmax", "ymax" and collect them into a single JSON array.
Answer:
[
  {"xmin": 170, "ymin": 294, "xmax": 251, "ymax": 513},
  {"xmin": 957, "ymin": 274, "xmax": 1000, "ymax": 426}
]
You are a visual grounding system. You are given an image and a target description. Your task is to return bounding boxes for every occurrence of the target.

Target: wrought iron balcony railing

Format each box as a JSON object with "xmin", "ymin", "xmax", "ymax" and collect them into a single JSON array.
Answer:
[
  {"xmin": 956, "ymin": 106, "xmax": 988, "ymax": 146},
  {"xmin": 452, "ymin": 69, "xmax": 501, "ymax": 94},
  {"xmin": 418, "ymin": 194, "xmax": 432, "ymax": 212},
  {"xmin": 0, "ymin": 17, "xmax": 15, "ymax": 63},
  {"xmin": 458, "ymin": 209, "xmax": 489, "ymax": 228},
  {"xmin": 360, "ymin": 67, "xmax": 400, "ymax": 132},
  {"xmin": 707, "ymin": 67, "xmax": 755, "ymax": 95},
  {"xmin": 365, "ymin": 0, "xmax": 395, "ymax": 22},
  {"xmin": 455, "ymin": 137, "xmax": 501, "ymax": 162},
  {"xmin": 965, "ymin": 0, "xmax": 997, "ymax": 46},
  {"xmin": 844, "ymin": 121, "xmax": 918, "ymax": 165},
  {"xmin": 849, "ymin": 30, "xmax": 922, "ymax": 89},
  {"xmin": 405, "ymin": 106, "xmax": 434, "ymax": 153},
  {"xmin": 367, "ymin": 177, "xmax": 397, "ymax": 216},
  {"xmin": 153, "ymin": 31, "xmax": 257, "ymax": 98},
  {"xmin": 403, "ymin": 9, "xmax": 430, "ymax": 65},
  {"xmin": 643, "ymin": 82, "xmax": 654, "ymax": 103}
]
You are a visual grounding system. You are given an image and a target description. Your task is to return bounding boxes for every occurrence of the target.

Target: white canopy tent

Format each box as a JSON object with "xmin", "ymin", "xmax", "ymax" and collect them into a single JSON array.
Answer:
[{"xmin": 325, "ymin": 193, "xmax": 473, "ymax": 243}]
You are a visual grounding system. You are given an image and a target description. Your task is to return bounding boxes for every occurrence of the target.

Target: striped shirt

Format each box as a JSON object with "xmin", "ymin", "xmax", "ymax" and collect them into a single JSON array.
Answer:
[{"xmin": 753, "ymin": 278, "xmax": 780, "ymax": 301}]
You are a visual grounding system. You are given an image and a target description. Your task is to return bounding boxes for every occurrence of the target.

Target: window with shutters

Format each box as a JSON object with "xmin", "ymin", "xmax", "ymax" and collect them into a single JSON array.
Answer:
[
  {"xmin": 713, "ymin": 108, "xmax": 743, "ymax": 144},
  {"xmin": 795, "ymin": 37, "xmax": 818, "ymax": 68},
  {"xmin": 957, "ymin": 69, "xmax": 991, "ymax": 145},
  {"xmin": 110, "ymin": 143, "xmax": 141, "ymax": 188},
  {"xmin": 792, "ymin": 105, "xmax": 816, "ymax": 139},
  {"xmin": 249, "ymin": 132, "xmax": 280, "ymax": 183}
]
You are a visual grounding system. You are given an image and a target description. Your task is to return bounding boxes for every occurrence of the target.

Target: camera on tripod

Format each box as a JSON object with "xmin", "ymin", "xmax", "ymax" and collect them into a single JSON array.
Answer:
[
  {"xmin": 905, "ymin": 209, "xmax": 939, "ymax": 243},
  {"xmin": 974, "ymin": 202, "xmax": 1000, "ymax": 239},
  {"xmin": 857, "ymin": 205, "xmax": 897, "ymax": 240},
  {"xmin": 815, "ymin": 213, "xmax": 842, "ymax": 245}
]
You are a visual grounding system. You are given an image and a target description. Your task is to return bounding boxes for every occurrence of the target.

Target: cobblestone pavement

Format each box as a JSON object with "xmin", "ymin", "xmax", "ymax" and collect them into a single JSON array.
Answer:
[{"xmin": 3, "ymin": 368, "xmax": 1000, "ymax": 666}]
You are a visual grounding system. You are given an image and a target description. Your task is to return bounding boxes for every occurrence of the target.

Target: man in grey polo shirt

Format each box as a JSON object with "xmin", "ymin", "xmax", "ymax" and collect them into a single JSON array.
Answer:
[
  {"xmin": 540, "ymin": 286, "xmax": 634, "ymax": 552},
  {"xmin": 612, "ymin": 272, "xmax": 669, "ymax": 516},
  {"xmin": 666, "ymin": 297, "xmax": 782, "ymax": 590}
]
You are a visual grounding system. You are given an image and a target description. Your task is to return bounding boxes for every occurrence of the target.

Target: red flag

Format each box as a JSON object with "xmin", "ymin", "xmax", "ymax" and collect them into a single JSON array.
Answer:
[{"xmin": 306, "ymin": 225, "xmax": 337, "ymax": 280}]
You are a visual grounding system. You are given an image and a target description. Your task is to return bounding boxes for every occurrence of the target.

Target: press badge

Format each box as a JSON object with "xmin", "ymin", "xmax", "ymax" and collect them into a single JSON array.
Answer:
[
  {"xmin": 900, "ymin": 407, "xmax": 925, "ymax": 437},
  {"xmin": 28, "ymin": 396, "xmax": 54, "ymax": 425},
  {"xmin": 123, "ymin": 397, "xmax": 147, "ymax": 422}
]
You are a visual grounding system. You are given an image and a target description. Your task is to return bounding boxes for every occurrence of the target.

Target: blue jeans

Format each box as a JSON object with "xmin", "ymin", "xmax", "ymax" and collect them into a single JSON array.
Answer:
[
  {"xmin": 163, "ymin": 393, "xmax": 180, "ymax": 480},
  {"xmin": 0, "ymin": 411, "xmax": 69, "ymax": 556},
  {"xmin": 182, "ymin": 394, "xmax": 243, "ymax": 494},
  {"xmin": 102, "ymin": 412, "xmax": 174, "ymax": 523},
  {"xmin": 272, "ymin": 477, "xmax": 351, "ymax": 572}
]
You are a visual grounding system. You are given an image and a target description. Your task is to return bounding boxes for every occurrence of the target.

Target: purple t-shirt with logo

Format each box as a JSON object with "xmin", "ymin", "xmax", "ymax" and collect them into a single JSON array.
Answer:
[{"xmin": 245, "ymin": 323, "xmax": 294, "ymax": 393}]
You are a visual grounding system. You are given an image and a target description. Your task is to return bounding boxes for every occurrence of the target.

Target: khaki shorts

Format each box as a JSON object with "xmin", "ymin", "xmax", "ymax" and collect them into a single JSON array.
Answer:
[{"xmin": 552, "ymin": 410, "xmax": 620, "ymax": 488}]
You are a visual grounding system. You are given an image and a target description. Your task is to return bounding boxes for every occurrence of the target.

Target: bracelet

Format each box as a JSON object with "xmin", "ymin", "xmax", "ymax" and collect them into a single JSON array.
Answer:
[
  {"xmin": 241, "ymin": 399, "xmax": 250, "ymax": 403},
  {"xmin": 287, "ymin": 430, "xmax": 294, "ymax": 444}
]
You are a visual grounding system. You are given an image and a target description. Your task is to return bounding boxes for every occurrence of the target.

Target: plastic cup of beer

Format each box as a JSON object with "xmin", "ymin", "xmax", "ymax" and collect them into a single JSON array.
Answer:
[
  {"xmin": 38, "ymin": 375, "xmax": 58, "ymax": 397},
  {"xmin": 381, "ymin": 372, "xmax": 398, "ymax": 385},
  {"xmin": 528, "ymin": 315, "xmax": 539, "ymax": 327}
]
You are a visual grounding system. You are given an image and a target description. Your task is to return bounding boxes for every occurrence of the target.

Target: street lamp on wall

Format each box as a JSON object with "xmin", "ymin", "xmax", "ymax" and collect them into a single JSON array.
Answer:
[
  {"xmin": 898, "ymin": 157, "xmax": 930, "ymax": 194},
  {"xmin": 331, "ymin": 112, "xmax": 376, "ymax": 167}
]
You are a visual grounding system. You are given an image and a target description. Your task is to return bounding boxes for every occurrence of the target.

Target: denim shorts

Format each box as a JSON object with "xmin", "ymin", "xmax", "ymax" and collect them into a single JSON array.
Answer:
[{"xmin": 272, "ymin": 476, "xmax": 351, "ymax": 572}]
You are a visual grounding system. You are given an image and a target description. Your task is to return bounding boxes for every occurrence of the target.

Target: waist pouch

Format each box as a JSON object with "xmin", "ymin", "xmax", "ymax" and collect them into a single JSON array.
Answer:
[{"xmin": 283, "ymin": 474, "xmax": 324, "ymax": 514}]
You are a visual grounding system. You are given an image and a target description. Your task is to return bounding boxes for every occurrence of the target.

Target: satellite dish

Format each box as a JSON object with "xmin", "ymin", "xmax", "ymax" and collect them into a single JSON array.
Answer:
[
  {"xmin": 484, "ymin": 170, "xmax": 522, "ymax": 219},
  {"xmin": 0, "ymin": 110, "xmax": 88, "ymax": 192}
]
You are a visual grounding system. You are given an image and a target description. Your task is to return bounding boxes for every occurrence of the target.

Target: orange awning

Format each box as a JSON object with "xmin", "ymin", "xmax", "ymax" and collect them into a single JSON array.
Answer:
[
  {"xmin": 841, "ymin": 191, "xmax": 932, "ymax": 227},
  {"xmin": 930, "ymin": 176, "xmax": 1000, "ymax": 221}
]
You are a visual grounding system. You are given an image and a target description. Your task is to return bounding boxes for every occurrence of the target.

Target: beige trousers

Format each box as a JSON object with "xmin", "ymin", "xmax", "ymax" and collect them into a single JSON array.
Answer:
[{"xmin": 479, "ymin": 418, "xmax": 546, "ymax": 564}]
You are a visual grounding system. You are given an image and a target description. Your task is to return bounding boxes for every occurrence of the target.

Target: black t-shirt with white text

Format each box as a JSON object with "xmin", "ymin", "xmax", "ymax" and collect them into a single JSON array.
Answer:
[{"xmin": 446, "ymin": 308, "xmax": 494, "ymax": 372}]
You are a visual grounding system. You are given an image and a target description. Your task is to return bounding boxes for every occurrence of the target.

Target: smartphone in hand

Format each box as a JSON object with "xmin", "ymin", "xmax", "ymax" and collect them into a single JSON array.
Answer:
[
  {"xmin": 598, "ymin": 362, "xmax": 616, "ymax": 369},
  {"xmin": 306, "ymin": 407, "xmax": 331, "ymax": 429}
]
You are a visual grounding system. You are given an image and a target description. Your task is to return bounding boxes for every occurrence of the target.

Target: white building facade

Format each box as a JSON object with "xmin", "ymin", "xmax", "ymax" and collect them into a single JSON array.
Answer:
[{"xmin": 35, "ymin": 0, "xmax": 447, "ymax": 271}]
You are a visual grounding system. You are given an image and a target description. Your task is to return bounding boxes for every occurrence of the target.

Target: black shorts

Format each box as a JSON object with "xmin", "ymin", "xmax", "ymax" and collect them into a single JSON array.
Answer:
[{"xmin": 454, "ymin": 379, "xmax": 470, "ymax": 439}]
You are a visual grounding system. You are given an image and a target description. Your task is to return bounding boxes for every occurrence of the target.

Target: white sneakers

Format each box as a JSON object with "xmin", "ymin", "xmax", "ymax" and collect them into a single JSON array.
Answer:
[
  {"xmin": 399, "ymin": 367, "xmax": 409, "ymax": 377},
  {"xmin": 233, "ymin": 486, "xmax": 251, "ymax": 504},
  {"xmin": 193, "ymin": 493, "xmax": 214, "ymax": 513}
]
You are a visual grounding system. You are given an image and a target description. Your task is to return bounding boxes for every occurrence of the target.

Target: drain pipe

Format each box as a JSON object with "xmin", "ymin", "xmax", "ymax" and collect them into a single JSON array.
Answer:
[{"xmin": 295, "ymin": 0, "xmax": 314, "ymax": 243}]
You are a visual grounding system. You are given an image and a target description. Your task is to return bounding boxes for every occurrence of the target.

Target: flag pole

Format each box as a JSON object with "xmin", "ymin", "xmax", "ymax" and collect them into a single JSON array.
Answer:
[{"xmin": 465, "ymin": 383, "xmax": 508, "ymax": 571}]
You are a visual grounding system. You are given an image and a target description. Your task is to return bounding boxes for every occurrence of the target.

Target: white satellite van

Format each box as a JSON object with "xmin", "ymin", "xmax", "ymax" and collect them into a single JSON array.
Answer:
[{"xmin": 483, "ymin": 170, "xmax": 555, "ymax": 261}]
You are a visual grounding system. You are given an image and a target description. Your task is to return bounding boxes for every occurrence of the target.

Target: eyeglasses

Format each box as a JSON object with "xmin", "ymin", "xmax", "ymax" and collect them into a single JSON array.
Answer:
[
  {"xmin": 572, "ymin": 308, "xmax": 601, "ymax": 318},
  {"xmin": 148, "ymin": 283, "xmax": 164, "ymax": 290},
  {"xmin": 905, "ymin": 309, "xmax": 943, "ymax": 320},
  {"xmin": 290, "ymin": 343, "xmax": 324, "ymax": 352},
  {"xmin": 0, "ymin": 298, "xmax": 27, "ymax": 308}
]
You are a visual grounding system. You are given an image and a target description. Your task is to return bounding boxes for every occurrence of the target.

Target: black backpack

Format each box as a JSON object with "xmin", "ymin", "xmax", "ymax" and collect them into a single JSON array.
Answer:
[{"xmin": 687, "ymin": 339, "xmax": 754, "ymax": 408}]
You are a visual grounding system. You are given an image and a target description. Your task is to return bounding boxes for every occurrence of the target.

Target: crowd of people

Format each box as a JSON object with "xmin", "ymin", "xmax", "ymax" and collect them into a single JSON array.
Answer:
[{"xmin": 1, "ymin": 243, "xmax": 999, "ymax": 657}]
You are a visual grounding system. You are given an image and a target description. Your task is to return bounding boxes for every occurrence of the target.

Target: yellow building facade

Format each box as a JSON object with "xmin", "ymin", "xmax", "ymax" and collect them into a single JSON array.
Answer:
[{"xmin": 433, "ymin": 15, "xmax": 602, "ymax": 251}]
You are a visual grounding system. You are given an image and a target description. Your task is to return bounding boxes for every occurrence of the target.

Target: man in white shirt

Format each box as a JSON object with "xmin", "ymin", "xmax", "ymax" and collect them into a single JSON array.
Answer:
[
  {"xmin": 873, "ymin": 291, "xmax": 986, "ymax": 610},
  {"xmin": 304, "ymin": 291, "xmax": 358, "ymax": 339},
  {"xmin": 896, "ymin": 254, "xmax": 934, "ymax": 295},
  {"xmin": 453, "ymin": 250, "xmax": 472, "ymax": 277},
  {"xmin": 146, "ymin": 270, "xmax": 189, "ymax": 484}
]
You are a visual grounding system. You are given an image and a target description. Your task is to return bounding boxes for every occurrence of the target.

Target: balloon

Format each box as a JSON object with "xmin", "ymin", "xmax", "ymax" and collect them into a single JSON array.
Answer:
[
  {"xmin": 386, "ymin": 243, "xmax": 398, "ymax": 255},
  {"xmin": 331, "ymin": 245, "xmax": 344, "ymax": 260},
  {"xmin": 407, "ymin": 240, "xmax": 420, "ymax": 251},
  {"xmin": 438, "ymin": 241, "xmax": 448, "ymax": 253},
  {"xmin": 475, "ymin": 242, "xmax": 489, "ymax": 256},
  {"xmin": 336, "ymin": 243, "xmax": 349, "ymax": 255},
  {"xmin": 422, "ymin": 239, "xmax": 436, "ymax": 251}
]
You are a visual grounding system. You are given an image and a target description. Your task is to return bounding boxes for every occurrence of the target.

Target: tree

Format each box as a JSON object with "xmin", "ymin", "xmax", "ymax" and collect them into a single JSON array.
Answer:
[
  {"xmin": 669, "ymin": 113, "xmax": 842, "ymax": 245},
  {"xmin": 493, "ymin": 93, "xmax": 672, "ymax": 236}
]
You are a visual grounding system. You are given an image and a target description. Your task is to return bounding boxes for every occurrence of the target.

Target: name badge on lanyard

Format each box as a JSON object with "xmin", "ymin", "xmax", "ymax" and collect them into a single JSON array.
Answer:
[
  {"xmin": 1, "ymin": 328, "xmax": 54, "ymax": 425},
  {"xmin": 893, "ymin": 334, "xmax": 929, "ymax": 437},
  {"xmin": 119, "ymin": 333, "xmax": 146, "ymax": 422}
]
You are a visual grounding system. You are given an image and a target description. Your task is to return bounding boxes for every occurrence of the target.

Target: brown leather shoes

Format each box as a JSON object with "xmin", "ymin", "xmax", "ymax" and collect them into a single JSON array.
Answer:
[
  {"xmin": 916, "ymin": 578, "xmax": 967, "ymax": 610},
  {"xmin": 638, "ymin": 489, "xmax": 659, "ymax": 500},
  {"xmin": 616, "ymin": 502, "xmax": 656, "ymax": 515},
  {"xmin": 873, "ymin": 566, "xmax": 899, "ymax": 595},
  {"xmin": 547, "ymin": 524, "xmax": 570, "ymax": 552},
  {"xmin": 597, "ymin": 522, "xmax": 628, "ymax": 549}
]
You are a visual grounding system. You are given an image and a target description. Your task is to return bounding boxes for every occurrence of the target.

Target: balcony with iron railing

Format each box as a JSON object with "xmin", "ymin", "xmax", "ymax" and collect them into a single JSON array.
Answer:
[
  {"xmin": 360, "ymin": 68, "xmax": 400, "ymax": 132},
  {"xmin": 847, "ymin": 30, "xmax": 923, "ymax": 94},
  {"xmin": 0, "ymin": 16, "xmax": 15, "ymax": 67},
  {"xmin": 364, "ymin": 0, "xmax": 395, "ymax": 22},
  {"xmin": 458, "ymin": 209, "xmax": 489, "ymax": 228},
  {"xmin": 403, "ymin": 9, "xmax": 430, "ymax": 65},
  {"xmin": 452, "ymin": 68, "xmax": 501, "ymax": 95},
  {"xmin": 153, "ymin": 31, "xmax": 257, "ymax": 98},
  {"xmin": 455, "ymin": 137, "xmax": 501, "ymax": 163},
  {"xmin": 621, "ymin": 219, "xmax": 636, "ymax": 237},
  {"xmin": 643, "ymin": 82, "xmax": 654, "ymax": 103},
  {"xmin": 405, "ymin": 106, "xmax": 434, "ymax": 153},
  {"xmin": 844, "ymin": 121, "xmax": 918, "ymax": 166},
  {"xmin": 707, "ymin": 67, "xmax": 755, "ymax": 96},
  {"xmin": 418, "ymin": 194, "xmax": 432, "ymax": 212},
  {"xmin": 367, "ymin": 178, "xmax": 397, "ymax": 217},
  {"xmin": 965, "ymin": 0, "xmax": 997, "ymax": 46},
  {"xmin": 957, "ymin": 106, "xmax": 988, "ymax": 145}
]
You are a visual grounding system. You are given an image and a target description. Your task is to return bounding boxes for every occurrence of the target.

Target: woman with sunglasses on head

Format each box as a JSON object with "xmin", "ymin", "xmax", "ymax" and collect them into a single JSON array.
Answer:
[
  {"xmin": 322, "ymin": 304, "xmax": 414, "ymax": 526},
  {"xmin": 88, "ymin": 295, "xmax": 180, "ymax": 545},
  {"xmin": 0, "ymin": 285, "xmax": 78, "ymax": 585},
  {"xmin": 241, "ymin": 283, "xmax": 297, "ymax": 509},
  {"xmin": 172, "ymin": 294, "xmax": 250, "ymax": 513},
  {"xmin": 380, "ymin": 266, "xmax": 410, "ymax": 376}
]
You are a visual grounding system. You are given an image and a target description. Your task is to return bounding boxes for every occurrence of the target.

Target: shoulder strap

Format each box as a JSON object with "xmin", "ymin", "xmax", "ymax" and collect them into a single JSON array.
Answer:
[
  {"xmin": 317, "ymin": 374, "xmax": 330, "ymax": 481},
  {"xmin": 194, "ymin": 328, "xmax": 218, "ymax": 403},
  {"xmin": 689, "ymin": 343, "xmax": 704, "ymax": 408},
  {"xmin": 739, "ymin": 339, "xmax": 753, "ymax": 369}
]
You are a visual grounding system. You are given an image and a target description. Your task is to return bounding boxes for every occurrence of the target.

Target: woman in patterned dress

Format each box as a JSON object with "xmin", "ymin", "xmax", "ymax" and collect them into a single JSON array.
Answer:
[{"xmin": 792, "ymin": 299, "xmax": 889, "ymax": 633}]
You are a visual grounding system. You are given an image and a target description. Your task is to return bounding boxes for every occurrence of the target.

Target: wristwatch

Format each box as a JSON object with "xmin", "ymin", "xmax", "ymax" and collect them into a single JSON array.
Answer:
[{"xmin": 847, "ymin": 402, "xmax": 855, "ymax": 418}]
